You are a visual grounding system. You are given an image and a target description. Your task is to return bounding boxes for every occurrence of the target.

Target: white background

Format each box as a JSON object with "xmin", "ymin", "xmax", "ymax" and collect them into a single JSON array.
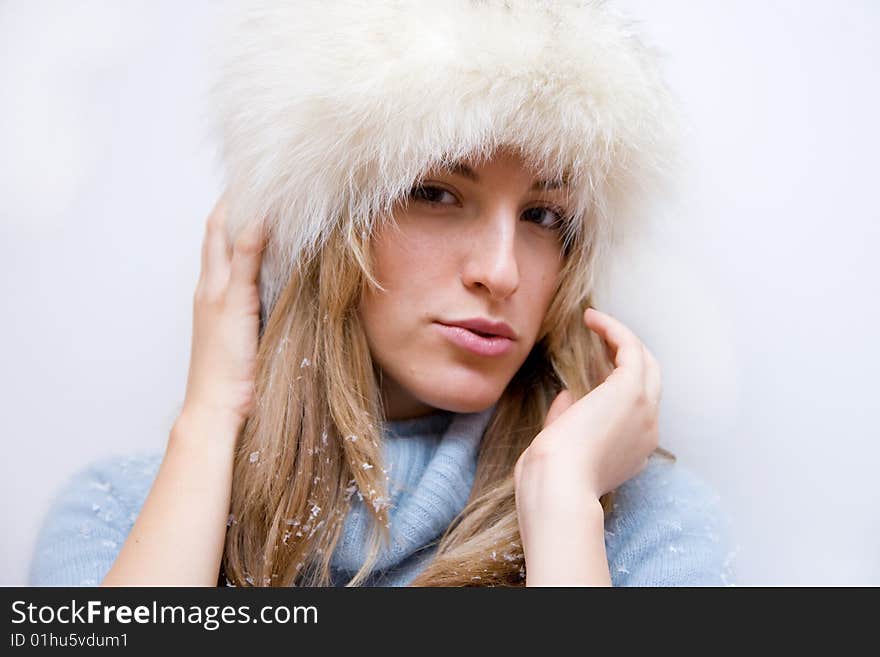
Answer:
[{"xmin": 2, "ymin": 1, "xmax": 878, "ymax": 586}]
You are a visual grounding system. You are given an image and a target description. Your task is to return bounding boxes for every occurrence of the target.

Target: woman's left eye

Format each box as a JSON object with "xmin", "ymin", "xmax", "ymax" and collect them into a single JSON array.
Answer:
[{"xmin": 523, "ymin": 206, "xmax": 564, "ymax": 230}]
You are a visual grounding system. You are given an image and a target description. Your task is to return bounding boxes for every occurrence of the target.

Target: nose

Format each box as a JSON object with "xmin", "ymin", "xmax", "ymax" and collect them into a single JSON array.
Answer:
[{"xmin": 460, "ymin": 207, "xmax": 520, "ymax": 300}]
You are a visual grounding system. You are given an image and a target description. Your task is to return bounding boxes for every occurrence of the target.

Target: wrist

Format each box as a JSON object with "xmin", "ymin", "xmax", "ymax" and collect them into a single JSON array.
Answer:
[
  {"xmin": 520, "ymin": 492, "xmax": 604, "ymax": 539},
  {"xmin": 173, "ymin": 405, "xmax": 245, "ymax": 448},
  {"xmin": 515, "ymin": 444, "xmax": 604, "ymax": 505},
  {"xmin": 515, "ymin": 457, "xmax": 603, "ymax": 518}
]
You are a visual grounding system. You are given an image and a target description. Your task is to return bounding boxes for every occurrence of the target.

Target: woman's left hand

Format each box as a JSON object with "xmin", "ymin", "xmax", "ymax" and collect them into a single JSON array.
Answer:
[{"xmin": 513, "ymin": 307, "xmax": 662, "ymax": 526}]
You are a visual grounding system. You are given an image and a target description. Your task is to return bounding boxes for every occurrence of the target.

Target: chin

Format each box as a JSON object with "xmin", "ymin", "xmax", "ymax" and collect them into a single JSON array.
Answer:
[
  {"xmin": 415, "ymin": 369, "xmax": 507, "ymax": 414},
  {"xmin": 432, "ymin": 397, "xmax": 499, "ymax": 415}
]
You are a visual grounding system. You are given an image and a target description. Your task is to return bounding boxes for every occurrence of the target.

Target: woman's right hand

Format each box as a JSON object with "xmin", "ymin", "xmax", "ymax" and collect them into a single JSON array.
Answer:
[{"xmin": 182, "ymin": 195, "xmax": 268, "ymax": 430}]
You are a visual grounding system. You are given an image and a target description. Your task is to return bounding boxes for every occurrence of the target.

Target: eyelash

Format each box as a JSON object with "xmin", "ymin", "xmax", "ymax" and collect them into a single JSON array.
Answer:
[{"xmin": 409, "ymin": 185, "xmax": 566, "ymax": 231}]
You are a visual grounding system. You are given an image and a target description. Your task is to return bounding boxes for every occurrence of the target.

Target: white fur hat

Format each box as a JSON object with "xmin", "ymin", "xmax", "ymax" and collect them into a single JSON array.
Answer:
[{"xmin": 209, "ymin": 0, "xmax": 681, "ymax": 325}]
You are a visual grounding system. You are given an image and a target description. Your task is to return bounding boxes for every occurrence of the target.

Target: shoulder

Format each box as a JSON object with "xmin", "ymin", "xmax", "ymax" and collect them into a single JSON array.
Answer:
[
  {"xmin": 28, "ymin": 451, "xmax": 163, "ymax": 586},
  {"xmin": 603, "ymin": 453, "xmax": 738, "ymax": 587}
]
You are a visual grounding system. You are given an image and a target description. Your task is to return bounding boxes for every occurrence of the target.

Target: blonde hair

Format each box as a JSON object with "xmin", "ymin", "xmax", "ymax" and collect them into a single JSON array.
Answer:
[{"xmin": 221, "ymin": 162, "xmax": 675, "ymax": 587}]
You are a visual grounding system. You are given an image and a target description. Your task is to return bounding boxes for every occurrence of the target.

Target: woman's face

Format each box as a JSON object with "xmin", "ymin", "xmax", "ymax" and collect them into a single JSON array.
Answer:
[{"xmin": 359, "ymin": 149, "xmax": 568, "ymax": 420}]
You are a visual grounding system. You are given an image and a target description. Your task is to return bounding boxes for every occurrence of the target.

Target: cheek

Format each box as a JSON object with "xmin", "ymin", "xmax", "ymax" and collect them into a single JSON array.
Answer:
[
  {"xmin": 523, "ymin": 255, "xmax": 563, "ymax": 321},
  {"xmin": 368, "ymin": 222, "xmax": 452, "ymax": 311},
  {"xmin": 371, "ymin": 220, "xmax": 435, "ymax": 287},
  {"xmin": 359, "ymin": 236, "xmax": 430, "ymax": 354}
]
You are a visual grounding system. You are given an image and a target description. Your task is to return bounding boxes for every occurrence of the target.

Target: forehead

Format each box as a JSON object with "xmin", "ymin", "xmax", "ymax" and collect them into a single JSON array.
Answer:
[{"xmin": 431, "ymin": 151, "xmax": 569, "ymax": 191}]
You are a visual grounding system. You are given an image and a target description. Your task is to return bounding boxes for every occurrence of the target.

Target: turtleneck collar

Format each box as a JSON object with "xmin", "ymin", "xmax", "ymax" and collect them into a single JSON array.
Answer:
[{"xmin": 329, "ymin": 404, "xmax": 496, "ymax": 584}]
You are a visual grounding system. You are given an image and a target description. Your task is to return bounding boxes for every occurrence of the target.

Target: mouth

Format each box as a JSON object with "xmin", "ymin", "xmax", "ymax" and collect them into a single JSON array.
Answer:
[{"xmin": 434, "ymin": 322, "xmax": 515, "ymax": 357}]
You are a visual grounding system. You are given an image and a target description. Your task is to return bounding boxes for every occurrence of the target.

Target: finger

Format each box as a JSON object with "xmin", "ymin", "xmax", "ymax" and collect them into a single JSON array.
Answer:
[
  {"xmin": 228, "ymin": 219, "xmax": 268, "ymax": 302},
  {"xmin": 202, "ymin": 196, "xmax": 232, "ymax": 292},
  {"xmin": 583, "ymin": 308, "xmax": 646, "ymax": 380},
  {"xmin": 543, "ymin": 389, "xmax": 575, "ymax": 429}
]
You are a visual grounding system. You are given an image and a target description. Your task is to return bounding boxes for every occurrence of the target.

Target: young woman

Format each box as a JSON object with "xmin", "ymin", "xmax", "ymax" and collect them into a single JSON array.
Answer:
[{"xmin": 29, "ymin": 0, "xmax": 736, "ymax": 587}]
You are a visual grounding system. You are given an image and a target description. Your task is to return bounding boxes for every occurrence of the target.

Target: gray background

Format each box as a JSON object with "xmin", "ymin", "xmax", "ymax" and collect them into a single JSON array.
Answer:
[{"xmin": 2, "ymin": 0, "xmax": 878, "ymax": 585}]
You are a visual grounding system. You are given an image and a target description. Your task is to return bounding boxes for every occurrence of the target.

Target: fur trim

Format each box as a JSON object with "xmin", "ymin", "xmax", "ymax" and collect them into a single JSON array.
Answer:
[{"xmin": 209, "ymin": 0, "xmax": 681, "ymax": 324}]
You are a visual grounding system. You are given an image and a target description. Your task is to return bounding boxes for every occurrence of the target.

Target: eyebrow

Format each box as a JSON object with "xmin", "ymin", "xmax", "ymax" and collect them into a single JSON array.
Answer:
[{"xmin": 447, "ymin": 162, "xmax": 568, "ymax": 191}]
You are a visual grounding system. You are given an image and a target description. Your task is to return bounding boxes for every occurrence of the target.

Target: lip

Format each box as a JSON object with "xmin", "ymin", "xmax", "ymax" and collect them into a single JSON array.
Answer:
[
  {"xmin": 439, "ymin": 317, "xmax": 518, "ymax": 340},
  {"xmin": 434, "ymin": 319, "xmax": 516, "ymax": 357}
]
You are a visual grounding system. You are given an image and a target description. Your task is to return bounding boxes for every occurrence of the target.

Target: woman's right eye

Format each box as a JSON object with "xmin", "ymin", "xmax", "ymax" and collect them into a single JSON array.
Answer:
[{"xmin": 410, "ymin": 185, "xmax": 457, "ymax": 205}]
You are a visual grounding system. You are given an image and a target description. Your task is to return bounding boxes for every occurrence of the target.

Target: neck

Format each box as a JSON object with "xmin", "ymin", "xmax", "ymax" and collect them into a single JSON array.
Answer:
[{"xmin": 378, "ymin": 370, "xmax": 438, "ymax": 421}]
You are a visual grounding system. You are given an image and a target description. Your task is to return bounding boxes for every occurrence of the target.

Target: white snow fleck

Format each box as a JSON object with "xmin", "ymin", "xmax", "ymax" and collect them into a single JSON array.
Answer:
[
  {"xmin": 362, "ymin": 462, "xmax": 373, "ymax": 470},
  {"xmin": 227, "ymin": 514, "xmax": 235, "ymax": 527},
  {"xmin": 300, "ymin": 357, "xmax": 311, "ymax": 368},
  {"xmin": 616, "ymin": 565, "xmax": 630, "ymax": 574},
  {"xmin": 245, "ymin": 575, "xmax": 255, "ymax": 585},
  {"xmin": 346, "ymin": 434, "xmax": 358, "ymax": 442},
  {"xmin": 321, "ymin": 431, "xmax": 328, "ymax": 445},
  {"xmin": 249, "ymin": 451, "xmax": 260, "ymax": 464},
  {"xmin": 101, "ymin": 539, "xmax": 117, "ymax": 549},
  {"xmin": 91, "ymin": 503, "xmax": 101, "ymax": 513},
  {"xmin": 89, "ymin": 480, "xmax": 111, "ymax": 492}
]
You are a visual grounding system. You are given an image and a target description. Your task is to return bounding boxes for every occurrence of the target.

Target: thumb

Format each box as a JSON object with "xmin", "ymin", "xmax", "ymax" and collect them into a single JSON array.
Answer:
[{"xmin": 543, "ymin": 389, "xmax": 575, "ymax": 429}]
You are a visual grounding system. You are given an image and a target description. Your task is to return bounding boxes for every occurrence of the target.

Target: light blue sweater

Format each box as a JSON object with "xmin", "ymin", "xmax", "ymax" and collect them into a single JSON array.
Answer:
[{"xmin": 28, "ymin": 405, "xmax": 737, "ymax": 586}]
